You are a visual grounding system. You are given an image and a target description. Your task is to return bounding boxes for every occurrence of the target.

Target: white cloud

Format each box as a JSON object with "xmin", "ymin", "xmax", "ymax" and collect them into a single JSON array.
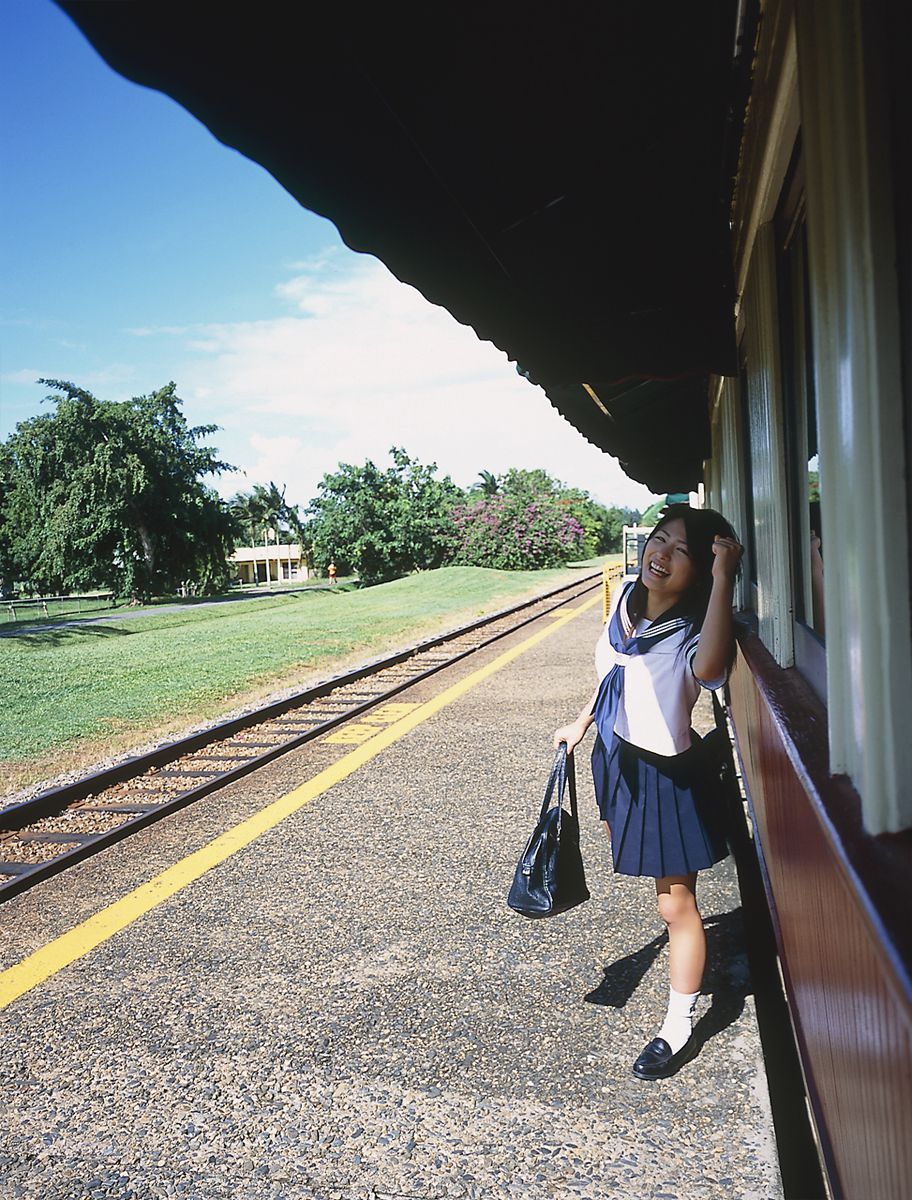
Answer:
[
  {"xmin": 1, "ymin": 363, "xmax": 138, "ymax": 390},
  {"xmin": 166, "ymin": 254, "xmax": 659, "ymax": 513},
  {"xmin": 1, "ymin": 368, "xmax": 43, "ymax": 385},
  {"xmin": 75, "ymin": 364, "xmax": 141, "ymax": 390},
  {"xmin": 126, "ymin": 325, "xmax": 193, "ymax": 338}
]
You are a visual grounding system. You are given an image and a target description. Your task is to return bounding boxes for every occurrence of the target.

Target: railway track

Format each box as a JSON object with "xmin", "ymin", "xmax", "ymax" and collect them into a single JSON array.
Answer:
[{"xmin": 1, "ymin": 572, "xmax": 607, "ymax": 901}]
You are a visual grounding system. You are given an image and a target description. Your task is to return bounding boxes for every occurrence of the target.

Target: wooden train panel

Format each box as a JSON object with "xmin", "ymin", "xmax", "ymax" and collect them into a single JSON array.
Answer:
[{"xmin": 729, "ymin": 634, "xmax": 912, "ymax": 1200}]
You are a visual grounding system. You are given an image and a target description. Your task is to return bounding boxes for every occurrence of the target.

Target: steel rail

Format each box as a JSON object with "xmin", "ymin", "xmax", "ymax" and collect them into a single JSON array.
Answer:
[{"xmin": 1, "ymin": 572, "xmax": 603, "ymax": 901}]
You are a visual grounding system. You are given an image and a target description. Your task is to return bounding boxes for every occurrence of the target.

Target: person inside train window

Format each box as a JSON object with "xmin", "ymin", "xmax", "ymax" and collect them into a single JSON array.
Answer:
[
  {"xmin": 553, "ymin": 504, "xmax": 743, "ymax": 1080},
  {"xmin": 808, "ymin": 500, "xmax": 824, "ymax": 639}
]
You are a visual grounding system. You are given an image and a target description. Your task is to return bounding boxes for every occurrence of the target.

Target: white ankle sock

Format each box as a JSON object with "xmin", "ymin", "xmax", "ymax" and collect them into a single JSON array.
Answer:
[{"xmin": 657, "ymin": 986, "xmax": 699, "ymax": 1054}]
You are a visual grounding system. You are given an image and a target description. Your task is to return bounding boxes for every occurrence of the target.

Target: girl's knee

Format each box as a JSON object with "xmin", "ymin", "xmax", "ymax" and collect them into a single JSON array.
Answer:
[
  {"xmin": 657, "ymin": 893, "xmax": 692, "ymax": 926},
  {"xmin": 656, "ymin": 879, "xmax": 700, "ymax": 926}
]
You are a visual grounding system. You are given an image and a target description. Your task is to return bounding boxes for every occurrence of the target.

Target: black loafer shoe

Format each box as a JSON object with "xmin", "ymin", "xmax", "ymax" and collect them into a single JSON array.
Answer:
[{"xmin": 631, "ymin": 1035, "xmax": 699, "ymax": 1080}]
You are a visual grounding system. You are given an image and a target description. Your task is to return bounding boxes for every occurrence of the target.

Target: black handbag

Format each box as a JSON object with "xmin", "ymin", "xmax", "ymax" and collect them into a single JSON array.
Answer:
[
  {"xmin": 507, "ymin": 744, "xmax": 590, "ymax": 918},
  {"xmin": 702, "ymin": 690, "xmax": 738, "ymax": 794}
]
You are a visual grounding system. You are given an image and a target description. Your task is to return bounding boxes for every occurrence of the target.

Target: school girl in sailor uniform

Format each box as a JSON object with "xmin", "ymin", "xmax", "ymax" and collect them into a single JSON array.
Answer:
[{"xmin": 554, "ymin": 504, "xmax": 743, "ymax": 1080}]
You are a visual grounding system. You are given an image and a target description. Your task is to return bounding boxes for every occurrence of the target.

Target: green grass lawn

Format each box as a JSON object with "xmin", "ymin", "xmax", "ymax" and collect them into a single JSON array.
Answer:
[{"xmin": 1, "ymin": 565, "xmax": 603, "ymax": 783}]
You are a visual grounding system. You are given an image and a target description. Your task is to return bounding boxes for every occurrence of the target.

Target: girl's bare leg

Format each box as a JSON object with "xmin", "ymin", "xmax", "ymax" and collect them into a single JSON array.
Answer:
[
  {"xmin": 655, "ymin": 872, "xmax": 704, "ymax": 992},
  {"xmin": 631, "ymin": 873, "xmax": 705, "ymax": 1076}
]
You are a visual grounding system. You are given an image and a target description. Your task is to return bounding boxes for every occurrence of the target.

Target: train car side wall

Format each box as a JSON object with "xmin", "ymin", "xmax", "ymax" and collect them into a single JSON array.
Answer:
[{"xmin": 707, "ymin": 2, "xmax": 912, "ymax": 1196}]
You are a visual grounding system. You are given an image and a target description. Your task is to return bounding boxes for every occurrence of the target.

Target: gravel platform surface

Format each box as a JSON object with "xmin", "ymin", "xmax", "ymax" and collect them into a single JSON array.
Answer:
[{"xmin": 0, "ymin": 600, "xmax": 783, "ymax": 1199}]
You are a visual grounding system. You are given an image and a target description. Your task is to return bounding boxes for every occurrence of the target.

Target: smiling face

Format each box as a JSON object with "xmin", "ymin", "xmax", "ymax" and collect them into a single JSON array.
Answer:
[{"xmin": 641, "ymin": 517, "xmax": 698, "ymax": 611}]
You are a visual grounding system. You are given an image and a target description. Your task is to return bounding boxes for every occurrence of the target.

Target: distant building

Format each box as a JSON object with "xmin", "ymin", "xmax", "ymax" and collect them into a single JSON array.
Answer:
[{"xmin": 229, "ymin": 544, "xmax": 309, "ymax": 585}]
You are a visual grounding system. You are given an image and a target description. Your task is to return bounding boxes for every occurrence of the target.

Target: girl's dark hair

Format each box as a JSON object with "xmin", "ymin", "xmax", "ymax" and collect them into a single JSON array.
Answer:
[{"xmin": 627, "ymin": 504, "xmax": 740, "ymax": 639}]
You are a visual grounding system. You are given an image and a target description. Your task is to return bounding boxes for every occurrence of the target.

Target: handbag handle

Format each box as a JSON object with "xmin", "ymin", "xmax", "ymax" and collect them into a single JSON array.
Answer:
[
  {"xmin": 710, "ymin": 686, "xmax": 727, "ymax": 729},
  {"xmin": 540, "ymin": 744, "xmax": 579, "ymax": 826}
]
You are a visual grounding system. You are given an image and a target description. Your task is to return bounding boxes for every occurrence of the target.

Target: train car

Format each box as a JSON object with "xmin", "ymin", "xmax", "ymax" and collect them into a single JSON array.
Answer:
[
  {"xmin": 703, "ymin": 6, "xmax": 911, "ymax": 1197},
  {"xmin": 620, "ymin": 525, "xmax": 652, "ymax": 584},
  {"xmin": 52, "ymin": 3, "xmax": 912, "ymax": 1195}
]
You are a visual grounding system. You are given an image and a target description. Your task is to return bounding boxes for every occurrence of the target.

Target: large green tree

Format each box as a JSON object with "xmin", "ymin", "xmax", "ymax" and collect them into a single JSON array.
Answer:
[
  {"xmin": 0, "ymin": 380, "xmax": 236, "ymax": 598},
  {"xmin": 499, "ymin": 467, "xmax": 565, "ymax": 501},
  {"xmin": 567, "ymin": 498, "xmax": 643, "ymax": 555},
  {"xmin": 305, "ymin": 447, "xmax": 461, "ymax": 585}
]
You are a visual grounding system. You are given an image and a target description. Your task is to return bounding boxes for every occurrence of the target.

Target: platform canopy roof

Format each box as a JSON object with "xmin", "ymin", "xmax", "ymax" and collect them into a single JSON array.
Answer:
[{"xmin": 59, "ymin": 1, "xmax": 751, "ymax": 492}]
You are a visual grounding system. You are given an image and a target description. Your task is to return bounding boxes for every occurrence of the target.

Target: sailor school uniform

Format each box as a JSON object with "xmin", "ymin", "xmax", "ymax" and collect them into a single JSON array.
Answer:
[{"xmin": 590, "ymin": 580, "xmax": 729, "ymax": 878}]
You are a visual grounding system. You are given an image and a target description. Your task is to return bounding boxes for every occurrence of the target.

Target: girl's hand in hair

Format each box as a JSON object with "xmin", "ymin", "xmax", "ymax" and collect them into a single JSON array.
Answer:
[{"xmin": 710, "ymin": 534, "xmax": 743, "ymax": 582}]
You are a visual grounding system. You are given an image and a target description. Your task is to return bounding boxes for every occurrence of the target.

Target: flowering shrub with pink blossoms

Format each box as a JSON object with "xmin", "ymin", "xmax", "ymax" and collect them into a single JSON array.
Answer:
[{"xmin": 446, "ymin": 494, "xmax": 586, "ymax": 570}]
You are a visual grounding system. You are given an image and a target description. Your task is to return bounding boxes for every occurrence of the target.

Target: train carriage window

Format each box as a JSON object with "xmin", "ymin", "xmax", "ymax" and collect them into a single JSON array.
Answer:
[
  {"xmin": 776, "ymin": 145, "xmax": 827, "ymax": 701},
  {"xmin": 738, "ymin": 363, "xmax": 759, "ymax": 602}
]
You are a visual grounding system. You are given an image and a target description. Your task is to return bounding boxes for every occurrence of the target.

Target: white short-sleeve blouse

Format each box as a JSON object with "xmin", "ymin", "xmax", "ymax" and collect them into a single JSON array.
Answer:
[{"xmin": 594, "ymin": 581, "xmax": 725, "ymax": 756}]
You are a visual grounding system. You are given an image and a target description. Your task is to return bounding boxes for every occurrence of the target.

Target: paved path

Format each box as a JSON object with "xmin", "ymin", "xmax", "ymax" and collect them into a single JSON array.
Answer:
[{"xmin": 0, "ymin": 598, "xmax": 782, "ymax": 1199}]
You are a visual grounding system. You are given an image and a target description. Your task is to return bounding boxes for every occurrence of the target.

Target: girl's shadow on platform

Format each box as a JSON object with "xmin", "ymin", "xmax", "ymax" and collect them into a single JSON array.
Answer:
[
  {"xmin": 583, "ymin": 908, "xmax": 750, "ymax": 1048},
  {"xmin": 584, "ymin": 930, "xmax": 668, "ymax": 1009}
]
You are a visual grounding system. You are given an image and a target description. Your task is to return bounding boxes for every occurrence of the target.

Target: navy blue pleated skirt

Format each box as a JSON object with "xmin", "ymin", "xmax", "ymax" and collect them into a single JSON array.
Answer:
[{"xmin": 591, "ymin": 732, "xmax": 729, "ymax": 878}]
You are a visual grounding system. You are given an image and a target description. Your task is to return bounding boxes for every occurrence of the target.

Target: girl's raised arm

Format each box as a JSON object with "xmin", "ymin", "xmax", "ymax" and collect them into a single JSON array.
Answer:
[{"xmin": 691, "ymin": 535, "xmax": 742, "ymax": 683}]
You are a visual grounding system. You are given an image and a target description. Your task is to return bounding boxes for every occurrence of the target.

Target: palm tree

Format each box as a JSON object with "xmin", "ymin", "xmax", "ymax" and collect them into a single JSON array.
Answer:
[
  {"xmin": 230, "ymin": 483, "xmax": 302, "ymax": 542},
  {"xmin": 472, "ymin": 469, "xmax": 501, "ymax": 496},
  {"xmin": 229, "ymin": 482, "xmax": 306, "ymax": 583}
]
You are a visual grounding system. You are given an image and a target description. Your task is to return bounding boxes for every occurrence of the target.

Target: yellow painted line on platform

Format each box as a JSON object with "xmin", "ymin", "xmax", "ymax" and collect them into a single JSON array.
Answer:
[
  {"xmin": 0, "ymin": 593, "xmax": 600, "ymax": 1011},
  {"xmin": 324, "ymin": 702, "xmax": 420, "ymax": 744}
]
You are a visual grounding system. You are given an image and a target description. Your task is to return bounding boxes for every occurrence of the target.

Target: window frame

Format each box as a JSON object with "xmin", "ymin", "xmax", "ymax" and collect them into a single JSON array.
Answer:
[{"xmin": 775, "ymin": 145, "xmax": 827, "ymax": 703}]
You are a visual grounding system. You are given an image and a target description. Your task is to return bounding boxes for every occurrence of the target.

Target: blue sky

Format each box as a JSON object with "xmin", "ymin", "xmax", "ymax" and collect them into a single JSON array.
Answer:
[{"xmin": 1, "ymin": 0, "xmax": 658, "ymax": 513}]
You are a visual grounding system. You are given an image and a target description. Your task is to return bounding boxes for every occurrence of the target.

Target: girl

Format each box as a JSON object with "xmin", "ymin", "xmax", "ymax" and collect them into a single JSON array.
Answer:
[{"xmin": 553, "ymin": 504, "xmax": 742, "ymax": 1080}]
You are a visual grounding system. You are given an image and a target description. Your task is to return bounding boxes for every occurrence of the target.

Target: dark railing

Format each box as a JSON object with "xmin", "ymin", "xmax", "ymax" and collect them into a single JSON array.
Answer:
[{"xmin": 3, "ymin": 592, "xmax": 116, "ymax": 623}]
